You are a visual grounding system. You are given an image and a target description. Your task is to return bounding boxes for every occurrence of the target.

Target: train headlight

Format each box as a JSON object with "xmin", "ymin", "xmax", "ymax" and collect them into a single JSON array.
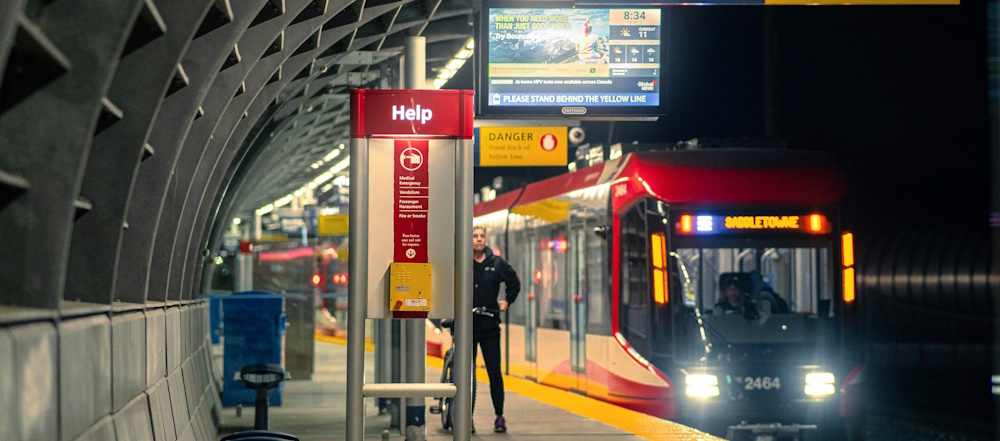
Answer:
[
  {"xmin": 804, "ymin": 372, "xmax": 835, "ymax": 396},
  {"xmin": 685, "ymin": 374, "xmax": 720, "ymax": 398}
]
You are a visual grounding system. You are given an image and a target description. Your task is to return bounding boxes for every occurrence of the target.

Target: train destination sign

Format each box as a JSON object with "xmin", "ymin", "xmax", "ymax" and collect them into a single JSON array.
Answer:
[
  {"xmin": 477, "ymin": 126, "xmax": 568, "ymax": 166},
  {"xmin": 677, "ymin": 214, "xmax": 830, "ymax": 235},
  {"xmin": 725, "ymin": 215, "xmax": 801, "ymax": 230}
]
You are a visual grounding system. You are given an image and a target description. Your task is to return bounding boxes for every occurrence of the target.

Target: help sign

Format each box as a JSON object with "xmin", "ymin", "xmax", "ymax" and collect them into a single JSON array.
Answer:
[{"xmin": 392, "ymin": 105, "xmax": 433, "ymax": 124}]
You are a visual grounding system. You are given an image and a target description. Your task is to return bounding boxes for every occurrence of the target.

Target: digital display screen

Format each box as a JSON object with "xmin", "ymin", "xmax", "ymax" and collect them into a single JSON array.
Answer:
[
  {"xmin": 477, "ymin": 1, "xmax": 666, "ymax": 119},
  {"xmin": 676, "ymin": 214, "xmax": 832, "ymax": 235}
]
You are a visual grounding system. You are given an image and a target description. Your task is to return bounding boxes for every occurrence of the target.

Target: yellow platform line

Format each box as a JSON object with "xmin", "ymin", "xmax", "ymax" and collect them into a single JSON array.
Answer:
[
  {"xmin": 315, "ymin": 333, "xmax": 375, "ymax": 352},
  {"xmin": 317, "ymin": 335, "xmax": 719, "ymax": 440}
]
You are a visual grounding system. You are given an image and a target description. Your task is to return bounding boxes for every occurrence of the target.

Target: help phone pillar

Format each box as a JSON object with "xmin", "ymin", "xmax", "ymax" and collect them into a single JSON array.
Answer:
[{"xmin": 346, "ymin": 86, "xmax": 474, "ymax": 441}]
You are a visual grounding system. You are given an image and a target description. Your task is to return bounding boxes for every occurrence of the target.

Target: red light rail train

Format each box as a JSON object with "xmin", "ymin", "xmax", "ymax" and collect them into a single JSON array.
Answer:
[{"xmin": 458, "ymin": 149, "xmax": 864, "ymax": 439}]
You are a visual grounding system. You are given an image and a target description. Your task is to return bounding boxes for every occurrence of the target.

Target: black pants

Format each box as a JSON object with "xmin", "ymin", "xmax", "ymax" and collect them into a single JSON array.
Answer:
[{"xmin": 472, "ymin": 332, "xmax": 504, "ymax": 417}]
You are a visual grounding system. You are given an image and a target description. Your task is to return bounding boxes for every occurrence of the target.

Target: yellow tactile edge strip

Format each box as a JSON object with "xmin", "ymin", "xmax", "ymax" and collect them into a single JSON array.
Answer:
[
  {"xmin": 315, "ymin": 333, "xmax": 375, "ymax": 352},
  {"xmin": 317, "ymin": 335, "xmax": 720, "ymax": 440}
]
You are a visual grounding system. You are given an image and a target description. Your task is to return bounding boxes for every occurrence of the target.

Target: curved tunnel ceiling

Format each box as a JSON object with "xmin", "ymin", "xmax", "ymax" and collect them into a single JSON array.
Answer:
[{"xmin": 0, "ymin": 0, "xmax": 474, "ymax": 308}]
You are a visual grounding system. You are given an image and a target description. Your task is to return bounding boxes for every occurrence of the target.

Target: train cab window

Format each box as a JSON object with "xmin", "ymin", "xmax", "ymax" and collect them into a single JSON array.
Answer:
[
  {"xmin": 675, "ymin": 245, "xmax": 835, "ymax": 346},
  {"xmin": 676, "ymin": 247, "xmax": 831, "ymax": 316}
]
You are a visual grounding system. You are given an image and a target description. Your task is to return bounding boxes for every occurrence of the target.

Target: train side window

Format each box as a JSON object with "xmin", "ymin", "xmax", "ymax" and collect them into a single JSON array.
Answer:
[
  {"xmin": 507, "ymin": 226, "xmax": 531, "ymax": 326},
  {"xmin": 537, "ymin": 224, "xmax": 569, "ymax": 330},
  {"xmin": 586, "ymin": 215, "xmax": 611, "ymax": 335}
]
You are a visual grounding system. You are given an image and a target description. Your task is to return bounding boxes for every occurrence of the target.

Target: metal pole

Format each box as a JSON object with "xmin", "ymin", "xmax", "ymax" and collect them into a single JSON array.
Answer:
[
  {"xmin": 403, "ymin": 35, "xmax": 428, "ymax": 440},
  {"xmin": 453, "ymin": 136, "xmax": 474, "ymax": 441},
  {"xmin": 406, "ymin": 36, "xmax": 426, "ymax": 90},
  {"xmin": 376, "ymin": 318, "xmax": 393, "ymax": 415},
  {"xmin": 346, "ymin": 138, "xmax": 369, "ymax": 441},
  {"xmin": 237, "ymin": 246, "xmax": 253, "ymax": 292}
]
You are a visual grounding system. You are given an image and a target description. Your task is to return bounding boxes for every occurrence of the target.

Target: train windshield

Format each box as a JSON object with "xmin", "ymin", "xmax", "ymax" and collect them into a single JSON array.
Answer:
[{"xmin": 673, "ymin": 246, "xmax": 835, "ymax": 345}]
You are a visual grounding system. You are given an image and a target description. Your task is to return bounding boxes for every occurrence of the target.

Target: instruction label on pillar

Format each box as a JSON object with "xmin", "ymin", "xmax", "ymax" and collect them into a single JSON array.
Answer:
[{"xmin": 394, "ymin": 139, "xmax": 429, "ymax": 262}]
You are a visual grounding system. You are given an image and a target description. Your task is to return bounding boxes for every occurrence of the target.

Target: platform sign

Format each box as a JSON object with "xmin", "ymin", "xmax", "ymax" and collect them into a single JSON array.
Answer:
[
  {"xmin": 477, "ymin": 126, "xmax": 568, "ymax": 167},
  {"xmin": 351, "ymin": 89, "xmax": 474, "ymax": 319}
]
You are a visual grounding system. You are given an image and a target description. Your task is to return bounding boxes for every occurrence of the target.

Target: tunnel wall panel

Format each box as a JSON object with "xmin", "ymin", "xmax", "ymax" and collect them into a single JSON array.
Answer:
[
  {"xmin": 168, "ymin": 368, "xmax": 191, "ymax": 435},
  {"xmin": 74, "ymin": 416, "xmax": 116, "ymax": 441},
  {"xmin": 147, "ymin": 308, "xmax": 167, "ymax": 388},
  {"xmin": 113, "ymin": 393, "xmax": 155, "ymax": 441},
  {"xmin": 112, "ymin": 311, "xmax": 147, "ymax": 413},
  {"xmin": 59, "ymin": 315, "xmax": 112, "ymax": 441},
  {"xmin": 0, "ymin": 328, "xmax": 17, "ymax": 439},
  {"xmin": 11, "ymin": 322, "xmax": 58, "ymax": 441},
  {"xmin": 148, "ymin": 378, "xmax": 176, "ymax": 441}
]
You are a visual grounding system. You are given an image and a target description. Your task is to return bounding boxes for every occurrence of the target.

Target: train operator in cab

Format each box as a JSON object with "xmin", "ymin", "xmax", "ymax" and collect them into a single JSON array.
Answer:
[
  {"xmin": 472, "ymin": 225, "xmax": 520, "ymax": 433},
  {"xmin": 714, "ymin": 273, "xmax": 760, "ymax": 320}
]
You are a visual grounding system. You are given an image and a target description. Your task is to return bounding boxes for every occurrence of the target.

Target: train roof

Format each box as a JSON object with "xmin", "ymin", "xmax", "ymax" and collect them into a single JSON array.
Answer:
[{"xmin": 474, "ymin": 149, "xmax": 848, "ymax": 217}]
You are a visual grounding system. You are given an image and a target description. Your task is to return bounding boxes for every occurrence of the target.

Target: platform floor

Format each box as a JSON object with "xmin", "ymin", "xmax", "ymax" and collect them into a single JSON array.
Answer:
[{"xmin": 217, "ymin": 337, "xmax": 721, "ymax": 441}]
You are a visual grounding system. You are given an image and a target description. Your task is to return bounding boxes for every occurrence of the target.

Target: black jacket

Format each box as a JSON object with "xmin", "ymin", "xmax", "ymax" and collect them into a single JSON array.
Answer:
[{"xmin": 473, "ymin": 246, "xmax": 520, "ymax": 336}]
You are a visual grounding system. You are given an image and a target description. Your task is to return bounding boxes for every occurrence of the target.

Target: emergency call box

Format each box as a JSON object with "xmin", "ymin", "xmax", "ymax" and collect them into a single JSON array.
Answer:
[
  {"xmin": 352, "ymin": 89, "xmax": 474, "ymax": 320},
  {"xmin": 388, "ymin": 262, "xmax": 432, "ymax": 318}
]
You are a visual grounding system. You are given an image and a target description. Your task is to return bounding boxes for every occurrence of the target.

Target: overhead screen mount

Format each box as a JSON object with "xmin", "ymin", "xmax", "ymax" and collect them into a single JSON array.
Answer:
[{"xmin": 476, "ymin": 0, "xmax": 666, "ymax": 121}]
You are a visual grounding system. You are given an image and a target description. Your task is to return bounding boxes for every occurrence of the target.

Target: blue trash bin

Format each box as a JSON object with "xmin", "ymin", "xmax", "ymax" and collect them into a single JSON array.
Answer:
[{"xmin": 221, "ymin": 291, "xmax": 286, "ymax": 407}]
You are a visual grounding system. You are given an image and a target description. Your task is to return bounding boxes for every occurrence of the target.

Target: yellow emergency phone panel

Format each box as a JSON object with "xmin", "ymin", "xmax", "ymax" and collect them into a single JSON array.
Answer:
[{"xmin": 389, "ymin": 262, "xmax": 432, "ymax": 317}]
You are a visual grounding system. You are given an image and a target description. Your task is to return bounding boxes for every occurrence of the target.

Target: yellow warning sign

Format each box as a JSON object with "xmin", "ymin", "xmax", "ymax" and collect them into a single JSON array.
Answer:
[
  {"xmin": 479, "ymin": 126, "xmax": 567, "ymax": 167},
  {"xmin": 319, "ymin": 214, "xmax": 349, "ymax": 236}
]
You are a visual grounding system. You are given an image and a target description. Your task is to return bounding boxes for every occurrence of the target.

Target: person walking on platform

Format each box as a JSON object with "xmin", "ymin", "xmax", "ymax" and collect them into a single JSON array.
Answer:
[{"xmin": 472, "ymin": 225, "xmax": 520, "ymax": 433}]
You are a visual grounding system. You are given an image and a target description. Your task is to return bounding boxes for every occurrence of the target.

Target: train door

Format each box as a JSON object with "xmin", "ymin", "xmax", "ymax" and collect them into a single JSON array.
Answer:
[
  {"xmin": 569, "ymin": 221, "xmax": 588, "ymax": 393},
  {"xmin": 524, "ymin": 228, "xmax": 538, "ymax": 380}
]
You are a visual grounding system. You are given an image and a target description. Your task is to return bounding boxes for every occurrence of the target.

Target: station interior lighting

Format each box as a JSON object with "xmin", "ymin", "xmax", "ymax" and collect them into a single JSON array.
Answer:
[
  {"xmin": 255, "ymin": 155, "xmax": 352, "ymax": 216},
  {"xmin": 434, "ymin": 38, "xmax": 474, "ymax": 89},
  {"xmin": 274, "ymin": 194, "xmax": 293, "ymax": 208}
]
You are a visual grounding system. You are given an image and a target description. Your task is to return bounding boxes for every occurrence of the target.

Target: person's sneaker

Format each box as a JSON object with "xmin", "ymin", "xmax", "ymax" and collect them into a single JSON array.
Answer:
[{"xmin": 494, "ymin": 416, "xmax": 507, "ymax": 433}]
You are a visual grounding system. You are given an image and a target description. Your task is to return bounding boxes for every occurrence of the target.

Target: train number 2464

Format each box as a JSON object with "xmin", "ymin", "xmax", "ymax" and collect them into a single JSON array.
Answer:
[{"xmin": 742, "ymin": 376, "xmax": 781, "ymax": 390}]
